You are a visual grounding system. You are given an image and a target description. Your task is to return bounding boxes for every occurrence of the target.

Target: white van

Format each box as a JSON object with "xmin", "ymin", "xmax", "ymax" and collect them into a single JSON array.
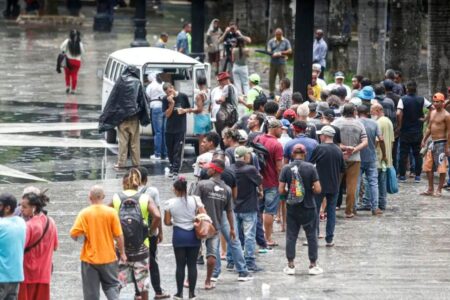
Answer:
[{"xmin": 101, "ymin": 47, "xmax": 211, "ymax": 152}]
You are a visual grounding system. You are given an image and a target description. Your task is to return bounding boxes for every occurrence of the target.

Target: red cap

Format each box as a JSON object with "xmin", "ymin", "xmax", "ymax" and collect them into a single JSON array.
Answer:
[
  {"xmin": 291, "ymin": 143, "xmax": 307, "ymax": 155},
  {"xmin": 217, "ymin": 72, "xmax": 230, "ymax": 81},
  {"xmin": 283, "ymin": 109, "xmax": 297, "ymax": 119},
  {"xmin": 433, "ymin": 92, "xmax": 445, "ymax": 102}
]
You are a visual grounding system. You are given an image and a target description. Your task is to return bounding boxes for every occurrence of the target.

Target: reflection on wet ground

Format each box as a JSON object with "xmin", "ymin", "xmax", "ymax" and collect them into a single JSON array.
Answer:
[{"xmin": 0, "ymin": 3, "xmax": 195, "ymax": 184}]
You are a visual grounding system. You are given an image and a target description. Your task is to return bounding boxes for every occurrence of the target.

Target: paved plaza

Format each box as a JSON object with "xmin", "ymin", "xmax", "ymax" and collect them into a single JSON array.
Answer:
[{"xmin": 1, "ymin": 2, "xmax": 450, "ymax": 299}]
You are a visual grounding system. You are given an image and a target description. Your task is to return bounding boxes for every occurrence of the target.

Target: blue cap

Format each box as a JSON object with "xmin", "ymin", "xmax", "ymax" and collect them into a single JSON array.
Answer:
[
  {"xmin": 281, "ymin": 119, "xmax": 291, "ymax": 129},
  {"xmin": 357, "ymin": 86, "xmax": 375, "ymax": 100}
]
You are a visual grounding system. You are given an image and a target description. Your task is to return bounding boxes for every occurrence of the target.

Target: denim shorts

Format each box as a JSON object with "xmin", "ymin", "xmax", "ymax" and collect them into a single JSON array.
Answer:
[
  {"xmin": 205, "ymin": 233, "xmax": 220, "ymax": 259},
  {"xmin": 260, "ymin": 187, "xmax": 280, "ymax": 215}
]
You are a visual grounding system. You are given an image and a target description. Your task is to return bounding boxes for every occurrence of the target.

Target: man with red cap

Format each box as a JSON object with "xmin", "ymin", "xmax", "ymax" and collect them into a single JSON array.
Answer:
[
  {"xmin": 420, "ymin": 93, "xmax": 450, "ymax": 197},
  {"xmin": 278, "ymin": 144, "xmax": 323, "ymax": 276}
]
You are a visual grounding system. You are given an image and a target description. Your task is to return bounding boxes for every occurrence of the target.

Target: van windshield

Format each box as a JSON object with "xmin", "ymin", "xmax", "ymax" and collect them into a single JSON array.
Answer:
[{"xmin": 144, "ymin": 65, "xmax": 192, "ymax": 84}]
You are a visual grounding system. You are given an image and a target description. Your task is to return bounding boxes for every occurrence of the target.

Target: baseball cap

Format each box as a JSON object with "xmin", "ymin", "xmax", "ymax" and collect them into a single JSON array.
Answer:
[
  {"xmin": 281, "ymin": 119, "xmax": 291, "ymax": 129},
  {"xmin": 268, "ymin": 119, "xmax": 282, "ymax": 129},
  {"xmin": 357, "ymin": 86, "xmax": 375, "ymax": 100},
  {"xmin": 308, "ymin": 102, "xmax": 318, "ymax": 112},
  {"xmin": 334, "ymin": 71, "xmax": 345, "ymax": 79},
  {"xmin": 217, "ymin": 72, "xmax": 230, "ymax": 81},
  {"xmin": 292, "ymin": 120, "xmax": 307, "ymax": 131},
  {"xmin": 283, "ymin": 108, "xmax": 297, "ymax": 119},
  {"xmin": 312, "ymin": 63, "xmax": 322, "ymax": 72},
  {"xmin": 350, "ymin": 97, "xmax": 362, "ymax": 106},
  {"xmin": 433, "ymin": 92, "xmax": 445, "ymax": 102},
  {"xmin": 317, "ymin": 125, "xmax": 336, "ymax": 137},
  {"xmin": 317, "ymin": 101, "xmax": 329, "ymax": 114},
  {"xmin": 322, "ymin": 108, "xmax": 335, "ymax": 119},
  {"xmin": 234, "ymin": 146, "xmax": 253, "ymax": 159},
  {"xmin": 291, "ymin": 143, "xmax": 307, "ymax": 155},
  {"xmin": 249, "ymin": 73, "xmax": 261, "ymax": 84}
]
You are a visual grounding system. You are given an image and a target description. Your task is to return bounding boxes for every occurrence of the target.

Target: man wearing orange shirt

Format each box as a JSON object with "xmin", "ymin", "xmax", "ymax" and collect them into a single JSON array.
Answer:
[{"xmin": 70, "ymin": 185, "xmax": 126, "ymax": 300}]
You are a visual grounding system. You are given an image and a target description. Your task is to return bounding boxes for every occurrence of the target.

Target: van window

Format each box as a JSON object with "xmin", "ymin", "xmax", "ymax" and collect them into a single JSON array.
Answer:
[
  {"xmin": 114, "ymin": 64, "xmax": 123, "ymax": 81},
  {"xmin": 195, "ymin": 69, "xmax": 206, "ymax": 87},
  {"xmin": 105, "ymin": 58, "xmax": 112, "ymax": 78},
  {"xmin": 110, "ymin": 61, "xmax": 117, "ymax": 80},
  {"xmin": 144, "ymin": 65, "xmax": 192, "ymax": 84}
]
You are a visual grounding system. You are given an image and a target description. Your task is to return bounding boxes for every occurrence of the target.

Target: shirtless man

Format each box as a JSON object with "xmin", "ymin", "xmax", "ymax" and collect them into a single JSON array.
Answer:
[{"xmin": 421, "ymin": 93, "xmax": 450, "ymax": 197}]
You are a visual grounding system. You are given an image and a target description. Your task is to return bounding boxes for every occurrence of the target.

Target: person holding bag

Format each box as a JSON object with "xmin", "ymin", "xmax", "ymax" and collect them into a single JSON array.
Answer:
[
  {"xmin": 60, "ymin": 29, "xmax": 85, "ymax": 94},
  {"xmin": 164, "ymin": 177, "xmax": 206, "ymax": 300},
  {"xmin": 19, "ymin": 191, "xmax": 58, "ymax": 300}
]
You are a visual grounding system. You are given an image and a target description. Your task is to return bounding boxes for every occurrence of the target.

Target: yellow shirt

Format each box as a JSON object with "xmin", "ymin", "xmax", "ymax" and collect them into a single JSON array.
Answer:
[
  {"xmin": 376, "ymin": 116, "xmax": 395, "ymax": 168},
  {"xmin": 311, "ymin": 84, "xmax": 321, "ymax": 102},
  {"xmin": 70, "ymin": 204, "xmax": 122, "ymax": 264}
]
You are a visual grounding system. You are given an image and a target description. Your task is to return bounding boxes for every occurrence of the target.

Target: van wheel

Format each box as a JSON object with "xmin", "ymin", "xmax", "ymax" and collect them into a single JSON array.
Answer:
[{"xmin": 105, "ymin": 129, "xmax": 117, "ymax": 143}]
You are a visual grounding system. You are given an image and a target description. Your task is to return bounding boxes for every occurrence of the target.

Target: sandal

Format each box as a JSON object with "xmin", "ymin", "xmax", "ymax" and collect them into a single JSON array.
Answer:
[
  {"xmin": 204, "ymin": 283, "xmax": 216, "ymax": 290},
  {"xmin": 434, "ymin": 190, "xmax": 442, "ymax": 197},
  {"xmin": 267, "ymin": 241, "xmax": 279, "ymax": 247},
  {"xmin": 420, "ymin": 190, "xmax": 434, "ymax": 196}
]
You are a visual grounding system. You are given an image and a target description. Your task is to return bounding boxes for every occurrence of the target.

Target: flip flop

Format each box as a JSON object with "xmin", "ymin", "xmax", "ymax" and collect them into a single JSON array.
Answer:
[
  {"xmin": 204, "ymin": 283, "xmax": 216, "ymax": 290},
  {"xmin": 267, "ymin": 241, "xmax": 279, "ymax": 247},
  {"xmin": 434, "ymin": 191, "xmax": 442, "ymax": 197},
  {"xmin": 420, "ymin": 190, "xmax": 434, "ymax": 196}
]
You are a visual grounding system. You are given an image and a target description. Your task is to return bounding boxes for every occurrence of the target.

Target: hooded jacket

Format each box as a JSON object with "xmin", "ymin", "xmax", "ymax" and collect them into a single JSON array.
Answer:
[{"xmin": 99, "ymin": 66, "xmax": 150, "ymax": 132}]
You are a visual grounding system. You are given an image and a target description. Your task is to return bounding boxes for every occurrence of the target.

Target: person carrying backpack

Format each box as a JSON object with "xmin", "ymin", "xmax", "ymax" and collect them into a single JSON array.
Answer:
[
  {"xmin": 238, "ymin": 73, "xmax": 267, "ymax": 115},
  {"xmin": 278, "ymin": 144, "xmax": 323, "ymax": 276},
  {"xmin": 111, "ymin": 168, "xmax": 161, "ymax": 300}
]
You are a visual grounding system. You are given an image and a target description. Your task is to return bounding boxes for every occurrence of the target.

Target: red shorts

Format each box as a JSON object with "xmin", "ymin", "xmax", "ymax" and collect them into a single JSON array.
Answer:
[{"xmin": 18, "ymin": 283, "xmax": 50, "ymax": 300}]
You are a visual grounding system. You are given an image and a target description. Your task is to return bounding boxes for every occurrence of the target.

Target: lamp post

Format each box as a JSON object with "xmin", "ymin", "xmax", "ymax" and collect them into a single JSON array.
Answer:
[
  {"xmin": 293, "ymin": 0, "xmax": 315, "ymax": 96},
  {"xmin": 130, "ymin": 0, "xmax": 149, "ymax": 47},
  {"xmin": 190, "ymin": 0, "xmax": 205, "ymax": 62}
]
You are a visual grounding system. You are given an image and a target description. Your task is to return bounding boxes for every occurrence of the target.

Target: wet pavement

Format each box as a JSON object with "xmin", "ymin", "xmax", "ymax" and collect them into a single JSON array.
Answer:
[{"xmin": 1, "ymin": 1, "xmax": 450, "ymax": 299}]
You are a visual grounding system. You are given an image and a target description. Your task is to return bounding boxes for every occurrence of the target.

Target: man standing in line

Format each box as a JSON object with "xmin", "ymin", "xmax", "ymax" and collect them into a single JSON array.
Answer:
[
  {"xmin": 312, "ymin": 29, "xmax": 328, "ymax": 79},
  {"xmin": 0, "ymin": 193, "xmax": 26, "ymax": 300},
  {"xmin": 396, "ymin": 80, "xmax": 432, "ymax": 182},
  {"xmin": 421, "ymin": 93, "xmax": 450, "ymax": 197},
  {"xmin": 332, "ymin": 104, "xmax": 368, "ymax": 218},
  {"xmin": 255, "ymin": 119, "xmax": 284, "ymax": 246},
  {"xmin": 310, "ymin": 126, "xmax": 345, "ymax": 247},
  {"xmin": 267, "ymin": 28, "xmax": 292, "ymax": 98},
  {"xmin": 279, "ymin": 144, "xmax": 323, "ymax": 276},
  {"xmin": 176, "ymin": 23, "xmax": 191, "ymax": 55},
  {"xmin": 357, "ymin": 105, "xmax": 384, "ymax": 216},
  {"xmin": 371, "ymin": 103, "xmax": 395, "ymax": 211},
  {"xmin": 70, "ymin": 185, "xmax": 126, "ymax": 300},
  {"xmin": 283, "ymin": 121, "xmax": 318, "ymax": 163},
  {"xmin": 162, "ymin": 83, "xmax": 191, "ymax": 179}
]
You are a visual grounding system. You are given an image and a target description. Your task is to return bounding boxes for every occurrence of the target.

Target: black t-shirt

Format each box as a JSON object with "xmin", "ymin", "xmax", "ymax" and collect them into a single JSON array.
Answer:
[
  {"xmin": 221, "ymin": 167, "xmax": 236, "ymax": 189},
  {"xmin": 231, "ymin": 161, "xmax": 262, "ymax": 213},
  {"xmin": 309, "ymin": 143, "xmax": 345, "ymax": 194},
  {"xmin": 223, "ymin": 32, "xmax": 238, "ymax": 55},
  {"xmin": 225, "ymin": 147, "xmax": 236, "ymax": 164},
  {"xmin": 162, "ymin": 92, "xmax": 190, "ymax": 134},
  {"xmin": 315, "ymin": 124, "xmax": 342, "ymax": 144},
  {"xmin": 279, "ymin": 160, "xmax": 319, "ymax": 209}
]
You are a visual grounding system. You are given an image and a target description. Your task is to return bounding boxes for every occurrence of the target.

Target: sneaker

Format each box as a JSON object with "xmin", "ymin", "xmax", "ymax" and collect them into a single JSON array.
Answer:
[
  {"xmin": 226, "ymin": 262, "xmax": 235, "ymax": 271},
  {"xmin": 173, "ymin": 295, "xmax": 183, "ymax": 300},
  {"xmin": 372, "ymin": 208, "xmax": 383, "ymax": 216},
  {"xmin": 302, "ymin": 241, "xmax": 308, "ymax": 246},
  {"xmin": 414, "ymin": 175, "xmax": 421, "ymax": 183},
  {"xmin": 258, "ymin": 247, "xmax": 273, "ymax": 254},
  {"xmin": 326, "ymin": 241, "xmax": 335, "ymax": 247},
  {"xmin": 247, "ymin": 265, "xmax": 264, "ymax": 272},
  {"xmin": 283, "ymin": 266, "xmax": 295, "ymax": 275},
  {"xmin": 237, "ymin": 272, "xmax": 253, "ymax": 281},
  {"xmin": 196, "ymin": 255, "xmax": 204, "ymax": 265},
  {"xmin": 211, "ymin": 275, "xmax": 220, "ymax": 282},
  {"xmin": 65, "ymin": 88, "xmax": 70, "ymax": 94},
  {"xmin": 398, "ymin": 176, "xmax": 407, "ymax": 182},
  {"xmin": 150, "ymin": 154, "xmax": 161, "ymax": 160},
  {"xmin": 168, "ymin": 172, "xmax": 174, "ymax": 179},
  {"xmin": 70, "ymin": 90, "xmax": 76, "ymax": 95},
  {"xmin": 356, "ymin": 206, "xmax": 371, "ymax": 211},
  {"xmin": 308, "ymin": 265, "xmax": 323, "ymax": 275},
  {"xmin": 172, "ymin": 173, "xmax": 178, "ymax": 180}
]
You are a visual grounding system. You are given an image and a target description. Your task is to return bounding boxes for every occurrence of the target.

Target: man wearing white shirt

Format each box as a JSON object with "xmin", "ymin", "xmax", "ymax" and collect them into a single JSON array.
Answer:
[
  {"xmin": 146, "ymin": 73, "xmax": 167, "ymax": 160},
  {"xmin": 312, "ymin": 29, "xmax": 328, "ymax": 79},
  {"xmin": 326, "ymin": 71, "xmax": 351, "ymax": 100}
]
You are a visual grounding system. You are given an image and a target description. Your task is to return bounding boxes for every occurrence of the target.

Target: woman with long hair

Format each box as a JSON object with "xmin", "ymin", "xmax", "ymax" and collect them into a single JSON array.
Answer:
[
  {"xmin": 164, "ymin": 177, "xmax": 205, "ymax": 300},
  {"xmin": 111, "ymin": 168, "xmax": 161, "ymax": 300},
  {"xmin": 60, "ymin": 29, "xmax": 85, "ymax": 94},
  {"xmin": 19, "ymin": 191, "xmax": 58, "ymax": 300},
  {"xmin": 231, "ymin": 37, "xmax": 250, "ymax": 96}
]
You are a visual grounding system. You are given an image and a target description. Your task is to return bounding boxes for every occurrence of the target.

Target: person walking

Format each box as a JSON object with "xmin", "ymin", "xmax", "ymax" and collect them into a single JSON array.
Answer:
[
  {"xmin": 176, "ymin": 23, "xmax": 191, "ymax": 55},
  {"xmin": 138, "ymin": 167, "xmax": 170, "ymax": 300},
  {"xmin": 70, "ymin": 185, "xmax": 126, "ymax": 300},
  {"xmin": 60, "ymin": 29, "xmax": 85, "ymax": 94},
  {"xmin": 146, "ymin": 73, "xmax": 167, "ymax": 160},
  {"xmin": 111, "ymin": 168, "xmax": 161, "ymax": 300},
  {"xmin": 0, "ymin": 193, "xmax": 26, "ymax": 300},
  {"xmin": 165, "ymin": 178, "xmax": 204, "ymax": 300},
  {"xmin": 279, "ymin": 144, "xmax": 323, "ymax": 276},
  {"xmin": 267, "ymin": 28, "xmax": 292, "ymax": 98},
  {"xmin": 332, "ymin": 104, "xmax": 368, "ymax": 218},
  {"xmin": 232, "ymin": 38, "xmax": 250, "ymax": 97},
  {"xmin": 162, "ymin": 83, "xmax": 191, "ymax": 178},
  {"xmin": 19, "ymin": 192, "xmax": 58, "ymax": 300},
  {"xmin": 206, "ymin": 19, "xmax": 223, "ymax": 74},
  {"xmin": 310, "ymin": 126, "xmax": 345, "ymax": 247},
  {"xmin": 189, "ymin": 77, "xmax": 212, "ymax": 153}
]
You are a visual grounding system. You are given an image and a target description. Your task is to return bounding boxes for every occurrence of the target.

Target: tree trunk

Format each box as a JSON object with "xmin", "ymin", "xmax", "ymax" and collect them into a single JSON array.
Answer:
[
  {"xmin": 357, "ymin": 0, "xmax": 387, "ymax": 82},
  {"xmin": 45, "ymin": 0, "xmax": 58, "ymax": 15},
  {"xmin": 268, "ymin": 0, "xmax": 293, "ymax": 41},
  {"xmin": 233, "ymin": 0, "xmax": 268, "ymax": 43},
  {"xmin": 314, "ymin": 0, "xmax": 329, "ymax": 33},
  {"xmin": 327, "ymin": 0, "xmax": 353, "ymax": 74},
  {"xmin": 428, "ymin": 0, "xmax": 450, "ymax": 95},
  {"xmin": 388, "ymin": 0, "xmax": 421, "ymax": 82}
]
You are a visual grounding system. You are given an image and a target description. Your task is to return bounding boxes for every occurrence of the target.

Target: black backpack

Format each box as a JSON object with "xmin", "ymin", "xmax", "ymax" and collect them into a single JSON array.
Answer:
[
  {"xmin": 248, "ymin": 139, "xmax": 270, "ymax": 172},
  {"xmin": 118, "ymin": 192, "xmax": 148, "ymax": 259},
  {"xmin": 253, "ymin": 88, "xmax": 267, "ymax": 103}
]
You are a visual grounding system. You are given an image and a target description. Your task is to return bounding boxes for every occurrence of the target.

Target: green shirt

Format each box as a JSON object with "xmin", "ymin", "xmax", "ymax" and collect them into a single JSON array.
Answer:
[
  {"xmin": 246, "ymin": 86, "xmax": 263, "ymax": 114},
  {"xmin": 187, "ymin": 33, "xmax": 192, "ymax": 53}
]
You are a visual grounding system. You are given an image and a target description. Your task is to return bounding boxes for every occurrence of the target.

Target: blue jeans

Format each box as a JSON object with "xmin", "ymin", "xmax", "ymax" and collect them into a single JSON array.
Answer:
[
  {"xmin": 447, "ymin": 157, "xmax": 450, "ymax": 185},
  {"xmin": 378, "ymin": 169, "xmax": 387, "ymax": 210},
  {"xmin": 151, "ymin": 107, "xmax": 167, "ymax": 158},
  {"xmin": 260, "ymin": 187, "xmax": 279, "ymax": 215},
  {"xmin": 359, "ymin": 161, "xmax": 379, "ymax": 210},
  {"xmin": 213, "ymin": 211, "xmax": 248, "ymax": 276},
  {"xmin": 235, "ymin": 212, "xmax": 257, "ymax": 268},
  {"xmin": 314, "ymin": 193, "xmax": 338, "ymax": 243}
]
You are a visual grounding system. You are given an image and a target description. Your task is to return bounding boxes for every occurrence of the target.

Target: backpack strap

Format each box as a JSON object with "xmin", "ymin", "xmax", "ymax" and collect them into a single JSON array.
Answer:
[{"xmin": 25, "ymin": 216, "xmax": 50, "ymax": 253}]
